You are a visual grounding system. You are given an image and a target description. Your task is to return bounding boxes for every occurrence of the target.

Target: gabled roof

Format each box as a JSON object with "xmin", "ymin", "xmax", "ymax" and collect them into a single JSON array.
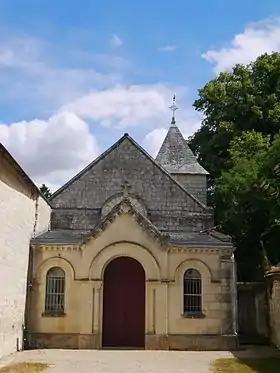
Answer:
[
  {"xmin": 50, "ymin": 133, "xmax": 208, "ymax": 209},
  {"xmin": 0, "ymin": 142, "xmax": 51, "ymax": 206},
  {"xmin": 81, "ymin": 197, "xmax": 169, "ymax": 247},
  {"xmin": 31, "ymin": 198, "xmax": 170, "ymax": 246},
  {"xmin": 155, "ymin": 123, "xmax": 209, "ymax": 175}
]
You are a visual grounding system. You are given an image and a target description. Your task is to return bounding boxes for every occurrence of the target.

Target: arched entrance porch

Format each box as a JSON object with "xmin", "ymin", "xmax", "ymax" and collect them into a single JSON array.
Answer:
[{"xmin": 102, "ymin": 256, "xmax": 146, "ymax": 348}]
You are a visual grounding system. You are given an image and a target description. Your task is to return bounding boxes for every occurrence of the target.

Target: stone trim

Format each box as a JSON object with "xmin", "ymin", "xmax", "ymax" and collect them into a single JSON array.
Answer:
[
  {"xmin": 32, "ymin": 244, "xmax": 233, "ymax": 254},
  {"xmin": 31, "ymin": 244, "xmax": 81, "ymax": 252},
  {"xmin": 81, "ymin": 198, "xmax": 169, "ymax": 249},
  {"xmin": 27, "ymin": 332, "xmax": 239, "ymax": 351},
  {"xmin": 168, "ymin": 247, "xmax": 232, "ymax": 254},
  {"xmin": 182, "ymin": 312, "xmax": 206, "ymax": 319},
  {"xmin": 41, "ymin": 311, "xmax": 66, "ymax": 318}
]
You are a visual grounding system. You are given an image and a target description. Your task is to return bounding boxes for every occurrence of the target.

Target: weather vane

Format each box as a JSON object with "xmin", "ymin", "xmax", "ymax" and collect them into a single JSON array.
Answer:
[{"xmin": 169, "ymin": 94, "xmax": 178, "ymax": 124}]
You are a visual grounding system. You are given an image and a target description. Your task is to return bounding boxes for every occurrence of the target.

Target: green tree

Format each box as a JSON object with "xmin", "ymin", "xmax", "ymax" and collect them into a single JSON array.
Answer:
[
  {"xmin": 190, "ymin": 52, "xmax": 280, "ymax": 280},
  {"xmin": 190, "ymin": 52, "xmax": 280, "ymax": 181},
  {"xmin": 216, "ymin": 132, "xmax": 271, "ymax": 279},
  {"xmin": 40, "ymin": 184, "xmax": 52, "ymax": 199}
]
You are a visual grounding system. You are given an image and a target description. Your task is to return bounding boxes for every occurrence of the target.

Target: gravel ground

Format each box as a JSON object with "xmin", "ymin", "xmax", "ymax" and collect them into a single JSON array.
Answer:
[{"xmin": 0, "ymin": 346, "xmax": 278, "ymax": 373}]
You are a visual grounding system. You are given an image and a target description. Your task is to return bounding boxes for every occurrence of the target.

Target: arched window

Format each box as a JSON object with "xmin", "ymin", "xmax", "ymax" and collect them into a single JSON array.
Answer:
[
  {"xmin": 183, "ymin": 269, "xmax": 202, "ymax": 313},
  {"xmin": 45, "ymin": 267, "xmax": 65, "ymax": 313}
]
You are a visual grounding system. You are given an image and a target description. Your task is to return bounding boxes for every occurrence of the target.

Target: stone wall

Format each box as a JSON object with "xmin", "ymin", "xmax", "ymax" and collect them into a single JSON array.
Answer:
[
  {"xmin": 171, "ymin": 174, "xmax": 207, "ymax": 205},
  {"xmin": 266, "ymin": 270, "xmax": 280, "ymax": 349},
  {"xmin": 0, "ymin": 155, "xmax": 51, "ymax": 359},
  {"xmin": 237, "ymin": 282, "xmax": 269, "ymax": 343}
]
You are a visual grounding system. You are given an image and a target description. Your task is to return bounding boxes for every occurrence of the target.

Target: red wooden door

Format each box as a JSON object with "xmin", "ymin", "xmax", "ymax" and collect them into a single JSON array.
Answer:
[{"xmin": 102, "ymin": 257, "xmax": 145, "ymax": 348}]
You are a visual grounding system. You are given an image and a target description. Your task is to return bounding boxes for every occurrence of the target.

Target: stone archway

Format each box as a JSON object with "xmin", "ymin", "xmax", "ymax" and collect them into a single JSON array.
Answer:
[{"xmin": 102, "ymin": 256, "xmax": 146, "ymax": 348}]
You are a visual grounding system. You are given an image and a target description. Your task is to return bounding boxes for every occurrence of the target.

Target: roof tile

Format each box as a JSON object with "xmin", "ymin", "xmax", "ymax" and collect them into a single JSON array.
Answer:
[{"xmin": 155, "ymin": 124, "xmax": 208, "ymax": 175}]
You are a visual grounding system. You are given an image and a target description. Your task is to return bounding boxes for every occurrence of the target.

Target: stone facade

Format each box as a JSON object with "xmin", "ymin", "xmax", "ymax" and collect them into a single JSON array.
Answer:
[
  {"xmin": 171, "ymin": 174, "xmax": 207, "ymax": 206},
  {"xmin": 28, "ymin": 210, "xmax": 237, "ymax": 350},
  {"xmin": 26, "ymin": 130, "xmax": 238, "ymax": 351},
  {"xmin": 266, "ymin": 268, "xmax": 280, "ymax": 349},
  {"xmin": 0, "ymin": 144, "xmax": 51, "ymax": 359}
]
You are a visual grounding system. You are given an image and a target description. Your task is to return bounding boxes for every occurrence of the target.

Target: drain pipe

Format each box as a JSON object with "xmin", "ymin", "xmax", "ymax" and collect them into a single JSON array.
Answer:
[{"xmin": 231, "ymin": 252, "xmax": 238, "ymax": 343}]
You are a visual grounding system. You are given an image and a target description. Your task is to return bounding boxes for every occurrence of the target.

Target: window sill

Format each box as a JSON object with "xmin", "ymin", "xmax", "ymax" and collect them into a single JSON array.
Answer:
[
  {"xmin": 42, "ymin": 311, "xmax": 66, "ymax": 318},
  {"xmin": 182, "ymin": 312, "xmax": 206, "ymax": 319}
]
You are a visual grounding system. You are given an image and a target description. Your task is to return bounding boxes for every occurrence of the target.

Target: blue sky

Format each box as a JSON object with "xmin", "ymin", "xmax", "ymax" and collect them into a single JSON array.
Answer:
[{"xmin": 0, "ymin": 0, "xmax": 280, "ymax": 189}]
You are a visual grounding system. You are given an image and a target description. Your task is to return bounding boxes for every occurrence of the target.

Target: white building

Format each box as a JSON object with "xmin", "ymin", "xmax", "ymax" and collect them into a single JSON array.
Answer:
[{"xmin": 0, "ymin": 143, "xmax": 51, "ymax": 359}]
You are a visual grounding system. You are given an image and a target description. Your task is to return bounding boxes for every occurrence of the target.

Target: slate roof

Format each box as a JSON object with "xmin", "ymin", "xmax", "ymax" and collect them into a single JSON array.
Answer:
[
  {"xmin": 50, "ymin": 133, "xmax": 207, "ymax": 209},
  {"xmin": 31, "ymin": 213, "xmax": 232, "ymax": 249},
  {"xmin": 155, "ymin": 123, "xmax": 209, "ymax": 175},
  {"xmin": 30, "ymin": 229, "xmax": 84, "ymax": 244},
  {"xmin": 31, "ymin": 228, "xmax": 232, "ymax": 248},
  {"xmin": 31, "ymin": 198, "xmax": 169, "ymax": 247},
  {"xmin": 168, "ymin": 230, "xmax": 232, "ymax": 248}
]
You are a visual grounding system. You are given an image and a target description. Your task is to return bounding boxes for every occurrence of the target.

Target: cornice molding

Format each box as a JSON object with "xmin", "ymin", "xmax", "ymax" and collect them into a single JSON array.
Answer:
[{"xmin": 168, "ymin": 246, "xmax": 232, "ymax": 254}]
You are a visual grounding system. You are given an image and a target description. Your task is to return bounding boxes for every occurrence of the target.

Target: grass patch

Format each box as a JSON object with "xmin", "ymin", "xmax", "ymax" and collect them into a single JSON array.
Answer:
[
  {"xmin": 212, "ymin": 358, "xmax": 280, "ymax": 373},
  {"xmin": 0, "ymin": 363, "xmax": 48, "ymax": 373}
]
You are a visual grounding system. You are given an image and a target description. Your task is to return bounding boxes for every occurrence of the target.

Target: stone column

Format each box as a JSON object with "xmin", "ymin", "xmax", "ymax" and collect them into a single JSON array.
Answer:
[
  {"xmin": 92, "ymin": 280, "xmax": 103, "ymax": 348},
  {"xmin": 219, "ymin": 254, "xmax": 234, "ymax": 335}
]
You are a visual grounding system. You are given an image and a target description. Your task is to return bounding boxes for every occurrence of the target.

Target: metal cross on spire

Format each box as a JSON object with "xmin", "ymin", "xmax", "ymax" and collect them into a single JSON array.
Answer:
[{"xmin": 169, "ymin": 94, "xmax": 178, "ymax": 125}]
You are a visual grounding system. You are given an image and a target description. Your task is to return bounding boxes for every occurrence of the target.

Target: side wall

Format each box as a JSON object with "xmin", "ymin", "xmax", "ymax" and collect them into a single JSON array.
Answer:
[
  {"xmin": 237, "ymin": 282, "xmax": 269, "ymax": 344},
  {"xmin": 267, "ymin": 273, "xmax": 280, "ymax": 349},
  {"xmin": 171, "ymin": 174, "xmax": 207, "ymax": 205},
  {"xmin": 0, "ymin": 157, "xmax": 51, "ymax": 359}
]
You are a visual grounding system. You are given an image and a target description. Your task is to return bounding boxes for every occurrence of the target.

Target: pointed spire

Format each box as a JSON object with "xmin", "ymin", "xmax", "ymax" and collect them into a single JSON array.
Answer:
[
  {"xmin": 169, "ymin": 94, "xmax": 178, "ymax": 126},
  {"xmin": 156, "ymin": 122, "xmax": 209, "ymax": 175}
]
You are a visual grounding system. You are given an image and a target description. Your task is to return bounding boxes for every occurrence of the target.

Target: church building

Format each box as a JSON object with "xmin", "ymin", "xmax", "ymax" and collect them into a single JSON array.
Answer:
[{"xmin": 26, "ymin": 102, "xmax": 238, "ymax": 351}]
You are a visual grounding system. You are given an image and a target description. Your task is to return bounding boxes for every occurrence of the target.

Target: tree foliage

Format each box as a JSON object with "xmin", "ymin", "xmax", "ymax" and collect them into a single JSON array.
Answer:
[
  {"xmin": 40, "ymin": 184, "xmax": 52, "ymax": 199},
  {"xmin": 190, "ymin": 52, "xmax": 280, "ymax": 280}
]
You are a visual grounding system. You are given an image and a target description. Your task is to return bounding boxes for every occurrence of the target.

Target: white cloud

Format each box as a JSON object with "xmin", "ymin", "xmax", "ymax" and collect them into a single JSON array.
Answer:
[
  {"xmin": 0, "ymin": 36, "xmax": 123, "ymax": 110},
  {"xmin": 0, "ymin": 32, "xmax": 197, "ymax": 190},
  {"xmin": 110, "ymin": 34, "xmax": 123, "ymax": 48},
  {"xmin": 143, "ymin": 128, "xmax": 168, "ymax": 157},
  {"xmin": 202, "ymin": 18, "xmax": 280, "ymax": 73},
  {"xmin": 0, "ymin": 111, "xmax": 99, "ymax": 191},
  {"xmin": 61, "ymin": 84, "xmax": 184, "ymax": 128},
  {"xmin": 158, "ymin": 45, "xmax": 177, "ymax": 52}
]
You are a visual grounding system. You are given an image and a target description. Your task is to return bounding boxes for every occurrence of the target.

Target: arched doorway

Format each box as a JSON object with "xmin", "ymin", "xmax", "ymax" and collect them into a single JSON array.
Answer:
[{"xmin": 102, "ymin": 256, "xmax": 146, "ymax": 348}]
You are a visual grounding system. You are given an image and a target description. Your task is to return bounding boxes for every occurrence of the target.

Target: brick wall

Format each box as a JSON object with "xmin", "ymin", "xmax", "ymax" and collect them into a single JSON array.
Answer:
[{"xmin": 0, "ymin": 159, "xmax": 50, "ymax": 359}]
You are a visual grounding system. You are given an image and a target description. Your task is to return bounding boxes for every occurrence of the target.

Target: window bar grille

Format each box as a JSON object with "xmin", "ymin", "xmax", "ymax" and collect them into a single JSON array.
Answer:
[
  {"xmin": 184, "ymin": 269, "xmax": 202, "ymax": 313},
  {"xmin": 45, "ymin": 268, "xmax": 65, "ymax": 313}
]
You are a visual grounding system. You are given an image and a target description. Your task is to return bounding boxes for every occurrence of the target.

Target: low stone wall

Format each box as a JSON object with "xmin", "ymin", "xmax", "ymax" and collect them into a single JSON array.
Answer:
[{"xmin": 266, "ymin": 269, "xmax": 280, "ymax": 349}]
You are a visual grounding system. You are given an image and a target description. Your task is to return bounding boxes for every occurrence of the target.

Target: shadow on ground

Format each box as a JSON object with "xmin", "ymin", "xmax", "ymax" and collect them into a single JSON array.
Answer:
[{"xmin": 215, "ymin": 345, "xmax": 280, "ymax": 372}]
